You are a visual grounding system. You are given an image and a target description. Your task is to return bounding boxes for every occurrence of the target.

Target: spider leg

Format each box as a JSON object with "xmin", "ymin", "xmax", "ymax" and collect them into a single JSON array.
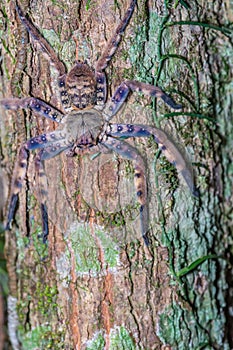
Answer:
[
  {"xmin": 16, "ymin": 1, "xmax": 66, "ymax": 76},
  {"xmin": 35, "ymin": 142, "xmax": 72, "ymax": 242},
  {"xmin": 34, "ymin": 150, "xmax": 49, "ymax": 243},
  {"xmin": 102, "ymin": 136, "xmax": 149, "ymax": 245},
  {"xmin": 96, "ymin": 0, "xmax": 136, "ymax": 72},
  {"xmin": 108, "ymin": 123, "xmax": 199, "ymax": 196},
  {"xmin": 95, "ymin": 72, "xmax": 107, "ymax": 107},
  {"xmin": 0, "ymin": 97, "xmax": 64, "ymax": 123},
  {"xmin": 6, "ymin": 145, "xmax": 29, "ymax": 231},
  {"xmin": 6, "ymin": 131, "xmax": 72, "ymax": 241},
  {"xmin": 95, "ymin": 0, "xmax": 136, "ymax": 106},
  {"xmin": 104, "ymin": 81, "xmax": 182, "ymax": 121}
]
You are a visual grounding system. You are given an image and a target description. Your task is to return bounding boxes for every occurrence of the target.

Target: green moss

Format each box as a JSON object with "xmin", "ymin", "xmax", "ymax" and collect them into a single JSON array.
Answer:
[
  {"xmin": 17, "ymin": 281, "xmax": 63, "ymax": 349},
  {"xmin": 128, "ymin": 240, "xmax": 139, "ymax": 259},
  {"xmin": 106, "ymin": 211, "xmax": 126, "ymax": 228},
  {"xmin": 86, "ymin": 333, "xmax": 105, "ymax": 350},
  {"xmin": 64, "ymin": 223, "xmax": 120, "ymax": 274},
  {"xmin": 85, "ymin": 0, "xmax": 92, "ymax": 11},
  {"xmin": 19, "ymin": 325, "xmax": 65, "ymax": 350},
  {"xmin": 17, "ymin": 279, "xmax": 59, "ymax": 324},
  {"xmin": 42, "ymin": 28, "xmax": 64, "ymax": 55},
  {"xmin": 41, "ymin": 28, "xmax": 75, "ymax": 70},
  {"xmin": 123, "ymin": 159, "xmax": 135, "ymax": 178},
  {"xmin": 110, "ymin": 326, "xmax": 137, "ymax": 350},
  {"xmin": 156, "ymin": 155, "xmax": 180, "ymax": 193},
  {"xmin": 86, "ymin": 327, "xmax": 138, "ymax": 350},
  {"xmin": 30, "ymin": 226, "xmax": 49, "ymax": 259},
  {"xmin": 17, "ymin": 297, "xmax": 31, "ymax": 323},
  {"xmin": 95, "ymin": 209, "xmax": 125, "ymax": 230},
  {"xmin": 34, "ymin": 282, "xmax": 58, "ymax": 316}
]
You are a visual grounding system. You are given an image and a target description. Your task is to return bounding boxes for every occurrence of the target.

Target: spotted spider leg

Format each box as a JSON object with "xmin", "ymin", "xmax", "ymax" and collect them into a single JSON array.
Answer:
[
  {"xmin": 0, "ymin": 97, "xmax": 64, "ymax": 123},
  {"xmin": 95, "ymin": 0, "xmax": 136, "ymax": 106},
  {"xmin": 103, "ymin": 123, "xmax": 198, "ymax": 244},
  {"xmin": 33, "ymin": 140, "xmax": 73, "ymax": 242},
  {"xmin": 34, "ymin": 149, "xmax": 49, "ymax": 243},
  {"xmin": 16, "ymin": 1, "xmax": 66, "ymax": 77},
  {"xmin": 102, "ymin": 136, "xmax": 149, "ymax": 245},
  {"xmin": 104, "ymin": 80, "xmax": 182, "ymax": 122},
  {"xmin": 16, "ymin": 1, "xmax": 69, "ymax": 109},
  {"xmin": 6, "ymin": 129, "xmax": 71, "ymax": 242},
  {"xmin": 108, "ymin": 124, "xmax": 199, "ymax": 196}
]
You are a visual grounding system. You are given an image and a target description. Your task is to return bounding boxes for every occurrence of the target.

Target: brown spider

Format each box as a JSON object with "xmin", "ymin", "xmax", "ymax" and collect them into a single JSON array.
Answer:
[{"xmin": 2, "ymin": 0, "xmax": 197, "ymax": 245}]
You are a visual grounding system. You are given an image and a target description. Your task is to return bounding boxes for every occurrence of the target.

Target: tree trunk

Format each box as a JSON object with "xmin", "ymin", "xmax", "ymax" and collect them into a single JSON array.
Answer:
[{"xmin": 0, "ymin": 0, "xmax": 232, "ymax": 349}]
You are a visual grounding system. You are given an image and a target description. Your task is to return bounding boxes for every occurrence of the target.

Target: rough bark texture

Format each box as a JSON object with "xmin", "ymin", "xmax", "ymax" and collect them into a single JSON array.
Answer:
[{"xmin": 0, "ymin": 0, "xmax": 232, "ymax": 349}]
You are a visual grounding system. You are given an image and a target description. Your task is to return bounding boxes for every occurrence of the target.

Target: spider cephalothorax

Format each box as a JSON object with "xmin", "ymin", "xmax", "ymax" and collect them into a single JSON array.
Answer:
[
  {"xmin": 2, "ymin": 0, "xmax": 198, "ymax": 245},
  {"xmin": 62, "ymin": 62, "xmax": 97, "ymax": 110}
]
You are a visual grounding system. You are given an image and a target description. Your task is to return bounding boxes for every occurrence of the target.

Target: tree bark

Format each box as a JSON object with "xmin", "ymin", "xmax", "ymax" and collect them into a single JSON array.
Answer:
[{"xmin": 0, "ymin": 0, "xmax": 232, "ymax": 349}]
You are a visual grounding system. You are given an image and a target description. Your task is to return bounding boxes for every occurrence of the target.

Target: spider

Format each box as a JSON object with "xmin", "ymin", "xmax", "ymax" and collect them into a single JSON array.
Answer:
[{"xmin": 2, "ymin": 0, "xmax": 197, "ymax": 245}]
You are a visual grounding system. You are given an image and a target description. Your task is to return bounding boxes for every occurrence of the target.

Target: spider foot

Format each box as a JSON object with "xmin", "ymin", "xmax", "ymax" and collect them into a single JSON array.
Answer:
[
  {"xmin": 142, "ymin": 234, "xmax": 150, "ymax": 246},
  {"xmin": 39, "ymin": 203, "xmax": 49, "ymax": 244},
  {"xmin": 192, "ymin": 186, "xmax": 200, "ymax": 198},
  {"xmin": 140, "ymin": 204, "xmax": 150, "ymax": 245},
  {"xmin": 5, "ymin": 194, "xmax": 19, "ymax": 231}
]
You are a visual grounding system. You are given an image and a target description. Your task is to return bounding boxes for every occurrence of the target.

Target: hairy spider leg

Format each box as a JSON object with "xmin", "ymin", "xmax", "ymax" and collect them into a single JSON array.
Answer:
[
  {"xmin": 104, "ymin": 80, "xmax": 182, "ymax": 121},
  {"xmin": 6, "ymin": 130, "xmax": 71, "ymax": 239},
  {"xmin": 96, "ymin": 0, "xmax": 136, "ymax": 72},
  {"xmin": 0, "ymin": 97, "xmax": 64, "ymax": 123},
  {"xmin": 102, "ymin": 136, "xmax": 149, "ymax": 245},
  {"xmin": 16, "ymin": 2, "xmax": 68, "ymax": 112},
  {"xmin": 6, "ymin": 145, "xmax": 28, "ymax": 231},
  {"xmin": 95, "ymin": 0, "xmax": 136, "ymax": 106},
  {"xmin": 34, "ymin": 150, "xmax": 49, "ymax": 243},
  {"xmin": 109, "ymin": 124, "xmax": 199, "ymax": 196},
  {"xmin": 95, "ymin": 72, "xmax": 107, "ymax": 107},
  {"xmin": 16, "ymin": 1, "xmax": 66, "ymax": 77},
  {"xmin": 34, "ymin": 141, "xmax": 71, "ymax": 242}
]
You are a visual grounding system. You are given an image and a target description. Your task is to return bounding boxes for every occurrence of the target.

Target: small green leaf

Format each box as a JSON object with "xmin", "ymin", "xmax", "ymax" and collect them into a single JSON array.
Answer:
[
  {"xmin": 179, "ymin": 0, "xmax": 191, "ymax": 9},
  {"xmin": 176, "ymin": 254, "xmax": 218, "ymax": 277}
]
